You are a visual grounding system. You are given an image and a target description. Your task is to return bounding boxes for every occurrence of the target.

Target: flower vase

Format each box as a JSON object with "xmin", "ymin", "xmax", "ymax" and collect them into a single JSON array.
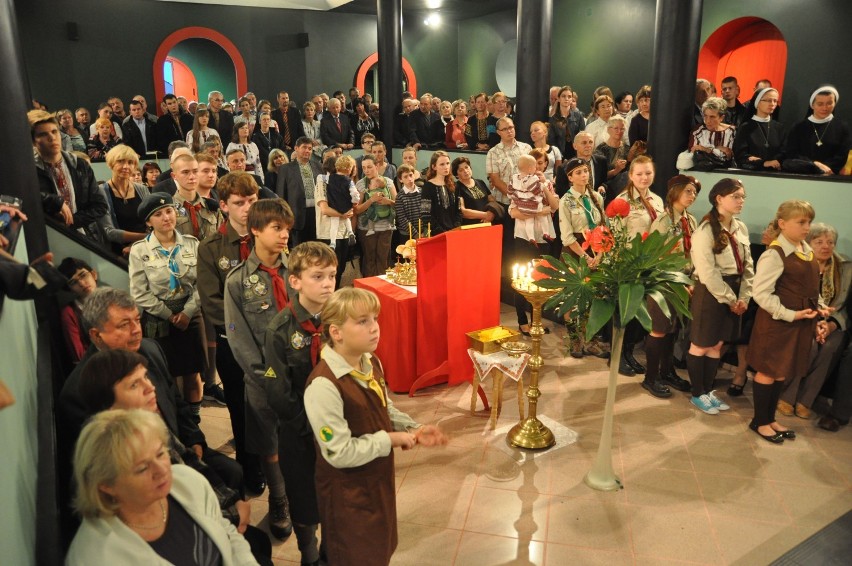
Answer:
[{"xmin": 584, "ymin": 323, "xmax": 624, "ymax": 491}]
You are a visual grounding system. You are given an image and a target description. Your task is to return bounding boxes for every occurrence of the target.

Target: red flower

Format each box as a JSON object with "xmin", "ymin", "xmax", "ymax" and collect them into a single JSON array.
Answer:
[
  {"xmin": 641, "ymin": 231, "xmax": 649, "ymax": 242},
  {"xmin": 581, "ymin": 226, "xmax": 615, "ymax": 254},
  {"xmin": 605, "ymin": 198, "xmax": 630, "ymax": 218}
]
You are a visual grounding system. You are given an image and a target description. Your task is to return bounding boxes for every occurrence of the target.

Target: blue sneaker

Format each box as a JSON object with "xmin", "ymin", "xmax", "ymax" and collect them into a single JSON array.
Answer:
[
  {"xmin": 708, "ymin": 391, "xmax": 730, "ymax": 411},
  {"xmin": 691, "ymin": 394, "xmax": 719, "ymax": 415}
]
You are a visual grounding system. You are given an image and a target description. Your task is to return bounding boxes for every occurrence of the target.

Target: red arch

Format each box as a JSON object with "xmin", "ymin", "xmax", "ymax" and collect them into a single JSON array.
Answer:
[
  {"xmin": 698, "ymin": 18, "xmax": 787, "ymax": 103},
  {"xmin": 153, "ymin": 27, "xmax": 247, "ymax": 114},
  {"xmin": 355, "ymin": 53, "xmax": 417, "ymax": 101}
]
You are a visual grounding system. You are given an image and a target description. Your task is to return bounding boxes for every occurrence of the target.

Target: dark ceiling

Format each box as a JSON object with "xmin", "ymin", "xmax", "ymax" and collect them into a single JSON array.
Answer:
[{"xmin": 331, "ymin": 0, "xmax": 518, "ymax": 20}]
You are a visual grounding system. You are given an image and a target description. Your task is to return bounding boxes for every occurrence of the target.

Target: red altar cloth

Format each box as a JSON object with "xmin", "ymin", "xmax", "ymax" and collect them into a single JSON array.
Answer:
[
  {"xmin": 412, "ymin": 225, "xmax": 502, "ymax": 394},
  {"xmin": 353, "ymin": 277, "xmax": 418, "ymax": 393}
]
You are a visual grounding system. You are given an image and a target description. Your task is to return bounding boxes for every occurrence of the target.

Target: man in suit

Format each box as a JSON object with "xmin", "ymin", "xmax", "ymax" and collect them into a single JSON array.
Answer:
[
  {"xmin": 555, "ymin": 131, "xmax": 609, "ymax": 201},
  {"xmin": 346, "ymin": 87, "xmax": 361, "ymax": 114},
  {"xmin": 122, "ymin": 99, "xmax": 157, "ymax": 157},
  {"xmin": 270, "ymin": 90, "xmax": 305, "ymax": 153},
  {"xmin": 408, "ymin": 93, "xmax": 438, "ymax": 148},
  {"xmin": 320, "ymin": 98, "xmax": 354, "ymax": 150},
  {"xmin": 276, "ymin": 136, "xmax": 322, "ymax": 247},
  {"xmin": 154, "ymin": 93, "xmax": 193, "ymax": 156},
  {"xmin": 207, "ymin": 90, "xmax": 234, "ymax": 143}
]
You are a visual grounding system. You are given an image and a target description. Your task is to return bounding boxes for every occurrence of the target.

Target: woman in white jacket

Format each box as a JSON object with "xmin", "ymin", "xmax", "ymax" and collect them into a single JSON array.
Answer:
[{"xmin": 66, "ymin": 409, "xmax": 261, "ymax": 566}]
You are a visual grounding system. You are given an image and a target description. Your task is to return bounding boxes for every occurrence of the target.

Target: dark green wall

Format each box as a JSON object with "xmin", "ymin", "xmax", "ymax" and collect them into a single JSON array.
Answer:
[
  {"xmin": 13, "ymin": 0, "xmax": 852, "ymax": 122},
  {"xmin": 168, "ymin": 38, "xmax": 237, "ymax": 103}
]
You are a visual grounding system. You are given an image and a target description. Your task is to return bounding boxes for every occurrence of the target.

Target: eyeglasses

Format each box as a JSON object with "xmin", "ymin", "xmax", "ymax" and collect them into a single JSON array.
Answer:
[
  {"xmin": 726, "ymin": 194, "xmax": 747, "ymax": 201},
  {"xmin": 498, "ymin": 126, "xmax": 515, "ymax": 132},
  {"xmin": 68, "ymin": 270, "xmax": 91, "ymax": 287},
  {"xmin": 683, "ymin": 189, "xmax": 698, "ymax": 196}
]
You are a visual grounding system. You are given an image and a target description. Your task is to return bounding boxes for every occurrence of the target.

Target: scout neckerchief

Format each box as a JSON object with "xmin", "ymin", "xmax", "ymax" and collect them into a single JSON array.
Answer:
[
  {"xmin": 723, "ymin": 228, "xmax": 744, "ymax": 274},
  {"xmin": 580, "ymin": 193, "xmax": 597, "ymax": 229},
  {"xmin": 258, "ymin": 264, "xmax": 289, "ymax": 310},
  {"xmin": 350, "ymin": 365, "xmax": 386, "ymax": 407},
  {"xmin": 290, "ymin": 302, "xmax": 323, "ymax": 366},
  {"xmin": 150, "ymin": 233, "xmax": 182, "ymax": 293},
  {"xmin": 679, "ymin": 215, "xmax": 692, "ymax": 257},
  {"xmin": 770, "ymin": 239, "xmax": 814, "ymax": 262},
  {"xmin": 183, "ymin": 199, "xmax": 203, "ymax": 237},
  {"xmin": 218, "ymin": 223, "xmax": 251, "ymax": 261},
  {"xmin": 636, "ymin": 190, "xmax": 658, "ymax": 222}
]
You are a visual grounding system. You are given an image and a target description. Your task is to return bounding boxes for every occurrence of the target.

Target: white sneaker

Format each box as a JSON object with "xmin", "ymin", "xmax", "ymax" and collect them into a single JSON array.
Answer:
[{"xmin": 708, "ymin": 391, "xmax": 730, "ymax": 411}]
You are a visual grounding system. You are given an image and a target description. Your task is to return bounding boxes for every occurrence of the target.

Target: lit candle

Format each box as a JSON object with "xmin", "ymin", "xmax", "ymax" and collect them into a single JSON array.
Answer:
[
  {"xmin": 418, "ymin": 219, "xmax": 422, "ymax": 238},
  {"xmin": 427, "ymin": 223, "xmax": 431, "ymax": 238},
  {"xmin": 512, "ymin": 264, "xmax": 519, "ymax": 282},
  {"xmin": 409, "ymin": 223, "xmax": 412, "ymax": 241}
]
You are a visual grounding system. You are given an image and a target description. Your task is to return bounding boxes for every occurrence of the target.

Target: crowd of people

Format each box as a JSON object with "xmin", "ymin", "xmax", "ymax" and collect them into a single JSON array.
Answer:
[{"xmin": 17, "ymin": 77, "xmax": 851, "ymax": 565}]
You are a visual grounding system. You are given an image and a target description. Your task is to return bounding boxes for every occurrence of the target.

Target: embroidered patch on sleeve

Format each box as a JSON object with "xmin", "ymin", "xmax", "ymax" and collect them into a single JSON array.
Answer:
[
  {"xmin": 263, "ymin": 367, "xmax": 277, "ymax": 378},
  {"xmin": 320, "ymin": 426, "xmax": 333, "ymax": 442}
]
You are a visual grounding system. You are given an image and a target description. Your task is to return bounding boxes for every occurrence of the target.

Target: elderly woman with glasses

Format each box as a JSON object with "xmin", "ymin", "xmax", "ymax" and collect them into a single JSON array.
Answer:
[
  {"xmin": 775, "ymin": 223, "xmax": 851, "ymax": 419},
  {"xmin": 689, "ymin": 97, "xmax": 735, "ymax": 170}
]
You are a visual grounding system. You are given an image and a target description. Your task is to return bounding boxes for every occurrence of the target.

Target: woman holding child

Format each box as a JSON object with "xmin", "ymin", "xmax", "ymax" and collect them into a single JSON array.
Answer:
[{"xmin": 355, "ymin": 155, "xmax": 397, "ymax": 277}]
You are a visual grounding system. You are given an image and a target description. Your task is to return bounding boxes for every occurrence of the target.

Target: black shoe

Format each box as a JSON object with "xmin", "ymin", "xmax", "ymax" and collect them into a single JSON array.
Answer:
[
  {"xmin": 609, "ymin": 356, "xmax": 636, "ymax": 376},
  {"xmin": 269, "ymin": 496, "xmax": 293, "ymax": 540},
  {"xmin": 749, "ymin": 421, "xmax": 784, "ymax": 444},
  {"xmin": 623, "ymin": 349, "xmax": 646, "ymax": 374},
  {"xmin": 203, "ymin": 383, "xmax": 227, "ymax": 406},
  {"xmin": 661, "ymin": 368, "xmax": 691, "ymax": 392},
  {"xmin": 770, "ymin": 425, "xmax": 796, "ymax": 440},
  {"xmin": 727, "ymin": 376, "xmax": 748, "ymax": 397},
  {"xmin": 244, "ymin": 467, "xmax": 266, "ymax": 496},
  {"xmin": 818, "ymin": 415, "xmax": 842, "ymax": 432},
  {"xmin": 641, "ymin": 379, "xmax": 672, "ymax": 398}
]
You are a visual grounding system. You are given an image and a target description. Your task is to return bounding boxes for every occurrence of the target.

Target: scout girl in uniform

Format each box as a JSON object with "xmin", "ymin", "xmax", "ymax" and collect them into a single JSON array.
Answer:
[
  {"xmin": 557, "ymin": 157, "xmax": 607, "ymax": 358},
  {"xmin": 304, "ymin": 288, "xmax": 447, "ymax": 566},
  {"xmin": 129, "ymin": 192, "xmax": 205, "ymax": 411},
  {"xmin": 747, "ymin": 200, "xmax": 831, "ymax": 443},
  {"xmin": 687, "ymin": 178, "xmax": 754, "ymax": 414}
]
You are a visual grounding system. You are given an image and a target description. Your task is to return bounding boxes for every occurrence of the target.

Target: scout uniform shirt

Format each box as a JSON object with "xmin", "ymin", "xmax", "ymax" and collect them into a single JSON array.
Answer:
[
  {"xmin": 614, "ymin": 189, "xmax": 665, "ymax": 238},
  {"xmin": 263, "ymin": 294, "xmax": 321, "ymax": 429},
  {"xmin": 174, "ymin": 192, "xmax": 221, "ymax": 241},
  {"xmin": 197, "ymin": 222, "xmax": 251, "ymax": 328},
  {"xmin": 223, "ymin": 249, "xmax": 289, "ymax": 384},
  {"xmin": 129, "ymin": 230, "xmax": 201, "ymax": 322},
  {"xmin": 559, "ymin": 186, "xmax": 605, "ymax": 249}
]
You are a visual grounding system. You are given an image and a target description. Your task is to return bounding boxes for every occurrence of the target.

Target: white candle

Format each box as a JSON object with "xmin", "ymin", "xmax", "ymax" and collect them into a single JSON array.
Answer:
[{"xmin": 512, "ymin": 264, "xmax": 519, "ymax": 283}]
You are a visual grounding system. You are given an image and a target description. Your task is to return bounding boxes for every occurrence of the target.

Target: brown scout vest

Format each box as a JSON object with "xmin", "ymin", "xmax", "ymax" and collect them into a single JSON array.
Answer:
[
  {"xmin": 749, "ymin": 245, "xmax": 819, "ymax": 378},
  {"xmin": 307, "ymin": 356, "xmax": 397, "ymax": 566}
]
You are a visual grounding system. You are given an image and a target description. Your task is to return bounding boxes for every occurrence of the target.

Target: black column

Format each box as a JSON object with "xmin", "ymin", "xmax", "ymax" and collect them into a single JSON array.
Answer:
[
  {"xmin": 648, "ymin": 0, "xmax": 704, "ymax": 197},
  {"xmin": 0, "ymin": 1, "xmax": 60, "ymax": 563},
  {"xmin": 377, "ymin": 0, "xmax": 402, "ymax": 149},
  {"xmin": 515, "ymin": 0, "xmax": 552, "ymax": 144}
]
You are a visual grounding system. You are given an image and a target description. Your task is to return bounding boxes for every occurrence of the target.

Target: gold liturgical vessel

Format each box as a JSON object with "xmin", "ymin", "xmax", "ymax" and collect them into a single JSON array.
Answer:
[{"xmin": 508, "ymin": 265, "xmax": 557, "ymax": 450}]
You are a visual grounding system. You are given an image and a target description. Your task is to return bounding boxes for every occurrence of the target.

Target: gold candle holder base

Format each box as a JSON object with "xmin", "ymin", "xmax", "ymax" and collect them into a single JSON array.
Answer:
[{"xmin": 507, "ymin": 283, "xmax": 558, "ymax": 450}]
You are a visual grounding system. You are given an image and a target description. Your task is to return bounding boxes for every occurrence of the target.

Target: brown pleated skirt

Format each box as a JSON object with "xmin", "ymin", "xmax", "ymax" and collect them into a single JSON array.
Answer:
[
  {"xmin": 648, "ymin": 296, "xmax": 678, "ymax": 335},
  {"xmin": 689, "ymin": 275, "xmax": 742, "ymax": 347}
]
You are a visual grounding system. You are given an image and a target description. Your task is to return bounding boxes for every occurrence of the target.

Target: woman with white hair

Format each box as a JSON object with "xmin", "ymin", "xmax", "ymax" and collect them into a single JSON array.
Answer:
[
  {"xmin": 689, "ymin": 96, "xmax": 735, "ymax": 170},
  {"xmin": 777, "ymin": 222, "xmax": 851, "ymax": 418},
  {"xmin": 66, "ymin": 409, "xmax": 262, "ymax": 565}
]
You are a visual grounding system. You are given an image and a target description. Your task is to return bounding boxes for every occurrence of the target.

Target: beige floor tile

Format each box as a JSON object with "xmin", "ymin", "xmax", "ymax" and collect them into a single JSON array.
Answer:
[
  {"xmin": 698, "ymin": 473, "xmax": 791, "ymax": 524},
  {"xmin": 771, "ymin": 482, "xmax": 852, "ymax": 525},
  {"xmin": 478, "ymin": 447, "xmax": 553, "ymax": 493},
  {"xmin": 620, "ymin": 441, "xmax": 693, "ymax": 473},
  {"xmin": 757, "ymin": 449, "xmax": 849, "ymax": 487},
  {"xmin": 454, "ymin": 531, "xmax": 545, "ymax": 566},
  {"xmin": 687, "ymin": 440, "xmax": 763, "ymax": 478},
  {"xmin": 390, "ymin": 523, "xmax": 463, "ymax": 565},
  {"xmin": 546, "ymin": 496, "xmax": 631, "ymax": 550},
  {"xmin": 395, "ymin": 474, "xmax": 476, "ymax": 530},
  {"xmin": 621, "ymin": 468, "xmax": 703, "ymax": 513},
  {"xmin": 464, "ymin": 485, "xmax": 549, "ymax": 541},
  {"xmin": 714, "ymin": 518, "xmax": 811, "ymax": 566},
  {"xmin": 544, "ymin": 543, "xmax": 633, "ymax": 565},
  {"xmin": 403, "ymin": 443, "xmax": 485, "ymax": 483},
  {"xmin": 630, "ymin": 506, "xmax": 722, "ymax": 563}
]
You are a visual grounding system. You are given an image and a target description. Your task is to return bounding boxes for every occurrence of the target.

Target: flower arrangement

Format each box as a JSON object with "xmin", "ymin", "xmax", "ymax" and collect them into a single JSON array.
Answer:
[{"xmin": 531, "ymin": 195, "xmax": 693, "ymax": 491}]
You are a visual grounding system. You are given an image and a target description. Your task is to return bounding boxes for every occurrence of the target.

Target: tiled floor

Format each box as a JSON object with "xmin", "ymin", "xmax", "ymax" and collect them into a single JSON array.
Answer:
[{"xmin": 199, "ymin": 304, "xmax": 852, "ymax": 565}]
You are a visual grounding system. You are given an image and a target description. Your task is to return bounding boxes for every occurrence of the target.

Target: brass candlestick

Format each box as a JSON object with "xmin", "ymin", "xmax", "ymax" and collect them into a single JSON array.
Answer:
[{"xmin": 507, "ymin": 283, "xmax": 558, "ymax": 450}]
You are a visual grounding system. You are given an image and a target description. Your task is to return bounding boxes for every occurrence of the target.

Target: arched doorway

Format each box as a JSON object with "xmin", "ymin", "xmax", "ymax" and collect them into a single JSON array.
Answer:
[
  {"xmin": 164, "ymin": 56, "xmax": 198, "ymax": 102},
  {"xmin": 153, "ymin": 27, "xmax": 247, "ymax": 114},
  {"xmin": 698, "ymin": 18, "xmax": 787, "ymax": 103},
  {"xmin": 354, "ymin": 53, "xmax": 417, "ymax": 102}
]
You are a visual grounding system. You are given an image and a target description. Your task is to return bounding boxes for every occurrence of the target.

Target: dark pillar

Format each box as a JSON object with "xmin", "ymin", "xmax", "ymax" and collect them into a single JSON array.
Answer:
[
  {"xmin": 515, "ymin": 0, "xmax": 553, "ymax": 144},
  {"xmin": 0, "ymin": 1, "xmax": 60, "ymax": 564},
  {"xmin": 377, "ymin": 0, "xmax": 402, "ymax": 149},
  {"xmin": 647, "ymin": 0, "xmax": 704, "ymax": 197}
]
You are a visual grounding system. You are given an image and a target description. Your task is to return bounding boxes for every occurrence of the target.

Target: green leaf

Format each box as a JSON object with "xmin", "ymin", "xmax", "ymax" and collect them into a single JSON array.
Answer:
[
  {"xmin": 646, "ymin": 289, "xmax": 671, "ymax": 320},
  {"xmin": 618, "ymin": 282, "xmax": 644, "ymax": 326},
  {"xmin": 587, "ymin": 298, "xmax": 616, "ymax": 339},
  {"xmin": 635, "ymin": 301, "xmax": 653, "ymax": 332}
]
